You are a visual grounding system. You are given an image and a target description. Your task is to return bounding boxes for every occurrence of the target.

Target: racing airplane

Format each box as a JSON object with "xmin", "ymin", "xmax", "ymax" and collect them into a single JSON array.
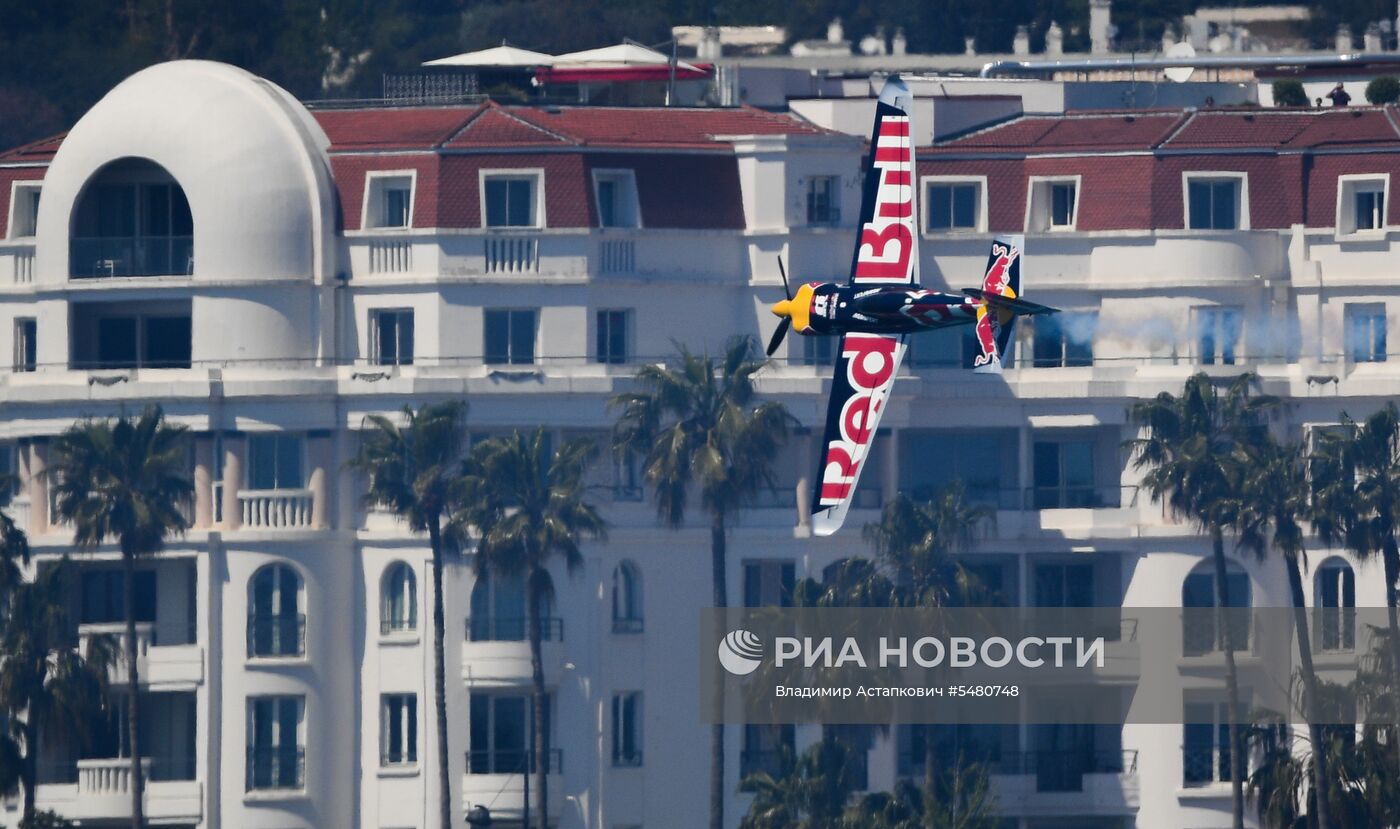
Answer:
[{"xmin": 766, "ymin": 75, "xmax": 1058, "ymax": 536}]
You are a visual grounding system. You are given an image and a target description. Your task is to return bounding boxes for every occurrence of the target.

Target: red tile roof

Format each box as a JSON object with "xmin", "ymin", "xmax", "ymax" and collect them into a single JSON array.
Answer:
[
  {"xmin": 0, "ymin": 133, "xmax": 64, "ymax": 164},
  {"xmin": 311, "ymin": 101, "xmax": 829, "ymax": 152},
  {"xmin": 933, "ymin": 107, "xmax": 1400, "ymax": 154}
]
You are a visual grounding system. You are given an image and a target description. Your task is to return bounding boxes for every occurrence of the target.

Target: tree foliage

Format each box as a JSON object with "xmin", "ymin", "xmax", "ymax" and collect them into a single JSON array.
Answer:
[
  {"xmin": 1368, "ymin": 75, "xmax": 1400, "ymax": 105},
  {"xmin": 1273, "ymin": 79, "xmax": 1309, "ymax": 107}
]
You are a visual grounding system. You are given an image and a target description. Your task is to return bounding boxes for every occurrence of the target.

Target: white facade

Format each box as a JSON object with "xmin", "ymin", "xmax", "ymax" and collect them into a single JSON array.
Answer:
[{"xmin": 0, "ymin": 60, "xmax": 1389, "ymax": 829}]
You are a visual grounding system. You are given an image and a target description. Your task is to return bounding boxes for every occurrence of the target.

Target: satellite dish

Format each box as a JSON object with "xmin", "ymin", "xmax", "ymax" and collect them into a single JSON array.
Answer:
[{"xmin": 1164, "ymin": 42, "xmax": 1196, "ymax": 83}]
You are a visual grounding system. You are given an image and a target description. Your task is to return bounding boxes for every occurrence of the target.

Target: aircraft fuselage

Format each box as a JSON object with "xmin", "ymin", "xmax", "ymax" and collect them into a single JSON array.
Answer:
[{"xmin": 773, "ymin": 281, "xmax": 978, "ymax": 337}]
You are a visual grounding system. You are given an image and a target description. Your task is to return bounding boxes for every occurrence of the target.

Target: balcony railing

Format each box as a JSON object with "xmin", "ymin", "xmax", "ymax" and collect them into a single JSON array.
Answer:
[
  {"xmin": 11, "ymin": 249, "xmax": 33, "ymax": 284},
  {"xmin": 907, "ymin": 485, "xmax": 1137, "ymax": 511},
  {"xmin": 70, "ymin": 236, "xmax": 193, "ymax": 277},
  {"xmin": 238, "ymin": 489, "xmax": 314, "ymax": 529},
  {"xmin": 466, "ymin": 748, "xmax": 561, "ymax": 775},
  {"xmin": 246, "ymin": 613, "xmax": 306, "ymax": 658},
  {"xmin": 999, "ymin": 749, "xmax": 1138, "ymax": 792},
  {"xmin": 1183, "ymin": 745, "xmax": 1231, "ymax": 787},
  {"xmin": 1183, "ymin": 610, "xmax": 1252, "ymax": 657},
  {"xmin": 369, "ymin": 238, "xmax": 412, "ymax": 273},
  {"xmin": 466, "ymin": 616, "xmax": 563, "ymax": 642},
  {"xmin": 598, "ymin": 238, "xmax": 635, "ymax": 274},
  {"xmin": 245, "ymin": 746, "xmax": 305, "ymax": 791},
  {"xmin": 77, "ymin": 757, "xmax": 152, "ymax": 797},
  {"xmin": 484, "ymin": 236, "xmax": 539, "ymax": 274}
]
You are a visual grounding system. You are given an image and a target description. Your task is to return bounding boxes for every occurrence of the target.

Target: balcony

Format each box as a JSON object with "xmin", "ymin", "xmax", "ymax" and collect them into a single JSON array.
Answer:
[
  {"xmin": 461, "ymin": 617, "xmax": 564, "ymax": 687},
  {"xmin": 462, "ymin": 749, "xmax": 561, "ymax": 823},
  {"xmin": 77, "ymin": 621, "xmax": 204, "ymax": 687},
  {"xmin": 1, "ymin": 242, "xmax": 34, "ymax": 285},
  {"xmin": 989, "ymin": 750, "xmax": 1140, "ymax": 817},
  {"xmin": 36, "ymin": 757, "xmax": 202, "ymax": 823},
  {"xmin": 70, "ymin": 236, "xmax": 193, "ymax": 278},
  {"xmin": 238, "ymin": 488, "xmax": 314, "ymax": 529}
]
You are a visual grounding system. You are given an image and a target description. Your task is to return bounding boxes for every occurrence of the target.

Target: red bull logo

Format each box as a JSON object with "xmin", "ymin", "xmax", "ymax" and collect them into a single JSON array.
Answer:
[
  {"xmin": 974, "ymin": 243, "xmax": 1019, "ymax": 367},
  {"xmin": 983, "ymin": 243, "xmax": 1016, "ymax": 296},
  {"xmin": 819, "ymin": 334, "xmax": 899, "ymax": 505},
  {"xmin": 853, "ymin": 116, "xmax": 914, "ymax": 284}
]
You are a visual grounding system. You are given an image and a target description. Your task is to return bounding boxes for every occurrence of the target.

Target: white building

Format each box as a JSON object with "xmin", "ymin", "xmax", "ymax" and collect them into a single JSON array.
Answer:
[{"xmin": 0, "ymin": 59, "xmax": 1391, "ymax": 828}]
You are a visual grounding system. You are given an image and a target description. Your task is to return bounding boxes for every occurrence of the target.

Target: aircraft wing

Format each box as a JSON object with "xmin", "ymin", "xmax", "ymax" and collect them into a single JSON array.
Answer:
[
  {"xmin": 847, "ymin": 76, "xmax": 919, "ymax": 288},
  {"xmin": 811, "ymin": 332, "xmax": 907, "ymax": 536}
]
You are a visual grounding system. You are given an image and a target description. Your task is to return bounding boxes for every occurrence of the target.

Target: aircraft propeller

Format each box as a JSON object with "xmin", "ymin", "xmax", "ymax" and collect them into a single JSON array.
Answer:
[{"xmin": 766, "ymin": 256, "xmax": 793, "ymax": 357}]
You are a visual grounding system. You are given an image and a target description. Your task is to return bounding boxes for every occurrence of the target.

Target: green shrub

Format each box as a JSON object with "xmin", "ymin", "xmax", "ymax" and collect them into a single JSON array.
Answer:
[
  {"xmin": 1271, "ymin": 79, "xmax": 1308, "ymax": 107},
  {"xmin": 1367, "ymin": 76, "xmax": 1400, "ymax": 105}
]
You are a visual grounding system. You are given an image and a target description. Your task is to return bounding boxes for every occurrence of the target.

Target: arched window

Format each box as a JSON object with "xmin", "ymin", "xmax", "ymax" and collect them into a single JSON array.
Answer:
[
  {"xmin": 1315, "ymin": 558, "xmax": 1356, "ymax": 652},
  {"xmin": 248, "ymin": 564, "xmax": 304, "ymax": 658},
  {"xmin": 1182, "ymin": 560, "xmax": 1251, "ymax": 656},
  {"xmin": 381, "ymin": 562, "xmax": 417, "ymax": 635},
  {"xmin": 71, "ymin": 158, "xmax": 193, "ymax": 278},
  {"xmin": 612, "ymin": 561, "xmax": 643, "ymax": 633},
  {"xmin": 469, "ymin": 570, "xmax": 557, "ymax": 642}
]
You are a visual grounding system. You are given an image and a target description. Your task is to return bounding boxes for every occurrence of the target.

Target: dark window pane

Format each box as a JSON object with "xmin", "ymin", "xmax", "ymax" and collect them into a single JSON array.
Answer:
[
  {"xmin": 485, "ymin": 180, "xmax": 507, "ymax": 227},
  {"xmin": 598, "ymin": 180, "xmax": 616, "ymax": 227},
  {"xmin": 97, "ymin": 317, "xmax": 138, "ymax": 368},
  {"xmin": 484, "ymin": 311, "xmax": 510, "ymax": 365},
  {"xmin": 144, "ymin": 316, "xmax": 191, "ymax": 368},
  {"xmin": 1212, "ymin": 181, "xmax": 1237, "ymax": 229},
  {"xmin": 928, "ymin": 185, "xmax": 952, "ymax": 230},
  {"xmin": 952, "ymin": 185, "xmax": 976, "ymax": 228},
  {"xmin": 507, "ymin": 179, "xmax": 533, "ymax": 226},
  {"xmin": 1188, "ymin": 182, "xmax": 1212, "ymax": 229},
  {"xmin": 509, "ymin": 310, "xmax": 535, "ymax": 364}
]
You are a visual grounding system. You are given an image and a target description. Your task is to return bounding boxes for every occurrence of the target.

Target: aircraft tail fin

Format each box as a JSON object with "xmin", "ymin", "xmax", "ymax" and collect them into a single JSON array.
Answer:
[{"xmin": 972, "ymin": 234, "xmax": 1026, "ymax": 374}]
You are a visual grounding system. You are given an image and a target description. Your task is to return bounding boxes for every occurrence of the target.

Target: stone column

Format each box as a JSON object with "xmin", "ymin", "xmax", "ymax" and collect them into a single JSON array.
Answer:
[
  {"xmin": 1090, "ymin": 0, "xmax": 1113, "ymax": 55},
  {"xmin": 307, "ymin": 432, "xmax": 332, "ymax": 530},
  {"xmin": 193, "ymin": 435, "xmax": 214, "ymax": 529},
  {"xmin": 222, "ymin": 436, "xmax": 243, "ymax": 531},
  {"xmin": 29, "ymin": 441, "xmax": 48, "ymax": 534}
]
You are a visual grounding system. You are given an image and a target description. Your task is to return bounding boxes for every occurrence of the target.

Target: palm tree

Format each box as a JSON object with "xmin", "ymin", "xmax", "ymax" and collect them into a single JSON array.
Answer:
[
  {"xmin": 844, "ymin": 762, "xmax": 998, "ymax": 829},
  {"xmin": 0, "ymin": 562, "xmax": 115, "ymax": 825},
  {"xmin": 351, "ymin": 400, "xmax": 466, "ymax": 829},
  {"xmin": 457, "ymin": 429, "xmax": 605, "ymax": 829},
  {"xmin": 1237, "ymin": 436, "xmax": 1332, "ymax": 829},
  {"xmin": 739, "ymin": 739, "xmax": 864, "ymax": 829},
  {"xmin": 1127, "ymin": 372, "xmax": 1276, "ymax": 829},
  {"xmin": 49, "ymin": 406, "xmax": 192, "ymax": 829},
  {"xmin": 1311, "ymin": 401, "xmax": 1400, "ymax": 775},
  {"xmin": 863, "ymin": 484, "xmax": 992, "ymax": 791},
  {"xmin": 610, "ymin": 336, "xmax": 792, "ymax": 829}
]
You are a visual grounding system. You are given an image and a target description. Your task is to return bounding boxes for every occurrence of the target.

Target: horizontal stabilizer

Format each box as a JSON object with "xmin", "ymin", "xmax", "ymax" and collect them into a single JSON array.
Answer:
[{"xmin": 962, "ymin": 288, "xmax": 1059, "ymax": 316}]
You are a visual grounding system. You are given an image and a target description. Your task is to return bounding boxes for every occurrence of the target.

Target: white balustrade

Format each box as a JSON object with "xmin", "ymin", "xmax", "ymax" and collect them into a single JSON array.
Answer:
[
  {"xmin": 238, "ymin": 489, "xmax": 314, "ymax": 529},
  {"xmin": 12, "ymin": 250, "xmax": 33, "ymax": 284},
  {"xmin": 77, "ymin": 757, "xmax": 152, "ymax": 797},
  {"xmin": 598, "ymin": 238, "xmax": 635, "ymax": 274},
  {"xmin": 369, "ymin": 238, "xmax": 412, "ymax": 273},
  {"xmin": 484, "ymin": 236, "xmax": 539, "ymax": 273}
]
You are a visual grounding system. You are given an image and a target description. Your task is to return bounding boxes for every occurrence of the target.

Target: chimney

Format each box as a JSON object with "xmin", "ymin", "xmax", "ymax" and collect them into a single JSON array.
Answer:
[
  {"xmin": 1337, "ymin": 24, "xmax": 1354, "ymax": 52},
  {"xmin": 1366, "ymin": 21, "xmax": 1383, "ymax": 52},
  {"xmin": 1185, "ymin": 14, "xmax": 1210, "ymax": 49},
  {"xmin": 965, "ymin": 36, "xmax": 977, "ymax": 56},
  {"xmin": 892, "ymin": 27, "xmax": 907, "ymax": 56},
  {"xmin": 1046, "ymin": 20, "xmax": 1064, "ymax": 55},
  {"xmin": 1161, "ymin": 24, "xmax": 1177, "ymax": 51},
  {"xmin": 1090, "ymin": 0, "xmax": 1113, "ymax": 54},
  {"xmin": 827, "ymin": 17, "xmax": 844, "ymax": 44},
  {"xmin": 1013, "ymin": 25, "xmax": 1031, "ymax": 56},
  {"xmin": 698, "ymin": 26, "xmax": 722, "ymax": 61}
]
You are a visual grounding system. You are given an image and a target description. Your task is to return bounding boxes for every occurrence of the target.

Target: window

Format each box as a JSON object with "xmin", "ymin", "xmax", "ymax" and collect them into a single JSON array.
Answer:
[
  {"xmin": 381, "ymin": 562, "xmax": 417, "ymax": 635},
  {"xmin": 484, "ymin": 309, "xmax": 537, "ymax": 366},
  {"xmin": 741, "ymin": 724, "xmax": 793, "ymax": 778},
  {"xmin": 1315, "ymin": 559, "xmax": 1355, "ymax": 652},
  {"xmin": 1031, "ymin": 313, "xmax": 1095, "ymax": 368},
  {"xmin": 13, "ymin": 318, "xmax": 35, "ymax": 372},
  {"xmin": 247, "ymin": 695, "xmax": 304, "ymax": 790},
  {"xmin": 596, "ymin": 310, "xmax": 629, "ymax": 365},
  {"xmin": 381, "ymin": 694, "xmax": 417, "ymax": 766},
  {"xmin": 482, "ymin": 172, "xmax": 542, "ymax": 228},
  {"xmin": 1033, "ymin": 440, "xmax": 1096, "ymax": 509},
  {"xmin": 744, "ymin": 560, "xmax": 795, "ymax": 608},
  {"xmin": 1345, "ymin": 304, "xmax": 1387, "ymax": 363},
  {"xmin": 1195, "ymin": 306, "xmax": 1243, "ymax": 365},
  {"xmin": 469, "ymin": 570, "xmax": 557, "ymax": 642},
  {"xmin": 1027, "ymin": 178, "xmax": 1078, "ymax": 231},
  {"xmin": 0, "ymin": 443, "xmax": 14, "ymax": 505},
  {"xmin": 1034, "ymin": 563, "xmax": 1094, "ymax": 607},
  {"xmin": 248, "ymin": 564, "xmax": 304, "ymax": 658},
  {"xmin": 1338, "ymin": 176, "xmax": 1387, "ymax": 235},
  {"xmin": 612, "ymin": 561, "xmax": 643, "ymax": 633},
  {"xmin": 81, "ymin": 570, "xmax": 157, "ymax": 624},
  {"xmin": 612, "ymin": 692, "xmax": 643, "ymax": 767},
  {"xmin": 364, "ymin": 173, "xmax": 414, "ymax": 230},
  {"xmin": 69, "ymin": 301, "xmax": 192, "ymax": 370},
  {"xmin": 71, "ymin": 160, "xmax": 193, "ymax": 277},
  {"xmin": 372, "ymin": 309, "xmax": 414, "ymax": 367},
  {"xmin": 468, "ymin": 692, "xmax": 554, "ymax": 774},
  {"xmin": 247, "ymin": 434, "xmax": 304, "ymax": 490},
  {"xmin": 593, "ymin": 170, "xmax": 640, "ymax": 228},
  {"xmin": 1182, "ymin": 562, "xmax": 1251, "ymax": 656},
  {"xmin": 924, "ymin": 179, "xmax": 982, "ymax": 232},
  {"xmin": 1183, "ymin": 700, "xmax": 1242, "ymax": 786},
  {"xmin": 1186, "ymin": 176, "xmax": 1244, "ymax": 230},
  {"xmin": 806, "ymin": 175, "xmax": 840, "ymax": 225},
  {"xmin": 8, "ymin": 182, "xmax": 39, "ymax": 239},
  {"xmin": 612, "ymin": 450, "xmax": 642, "ymax": 501},
  {"xmin": 802, "ymin": 335, "xmax": 836, "ymax": 367}
]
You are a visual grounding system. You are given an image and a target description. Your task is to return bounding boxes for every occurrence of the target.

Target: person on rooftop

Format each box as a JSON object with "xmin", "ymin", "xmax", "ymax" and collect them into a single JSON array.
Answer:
[{"xmin": 1326, "ymin": 82, "xmax": 1352, "ymax": 106}]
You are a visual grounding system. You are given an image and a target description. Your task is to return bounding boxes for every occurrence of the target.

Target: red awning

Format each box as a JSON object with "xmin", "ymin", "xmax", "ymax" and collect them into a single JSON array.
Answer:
[{"xmin": 535, "ymin": 63, "xmax": 712, "ymax": 84}]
